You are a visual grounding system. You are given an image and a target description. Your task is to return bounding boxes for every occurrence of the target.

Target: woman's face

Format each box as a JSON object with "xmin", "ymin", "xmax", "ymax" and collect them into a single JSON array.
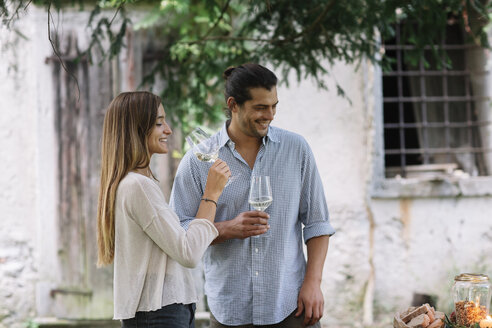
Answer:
[{"xmin": 148, "ymin": 104, "xmax": 172, "ymax": 155}]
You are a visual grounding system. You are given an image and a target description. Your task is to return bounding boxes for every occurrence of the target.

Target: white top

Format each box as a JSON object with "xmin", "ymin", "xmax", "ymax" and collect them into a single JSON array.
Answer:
[{"xmin": 113, "ymin": 172, "xmax": 218, "ymax": 319}]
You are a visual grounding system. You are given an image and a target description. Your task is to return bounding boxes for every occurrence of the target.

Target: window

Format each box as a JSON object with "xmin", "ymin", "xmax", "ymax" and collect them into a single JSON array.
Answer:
[{"xmin": 382, "ymin": 23, "xmax": 492, "ymax": 179}]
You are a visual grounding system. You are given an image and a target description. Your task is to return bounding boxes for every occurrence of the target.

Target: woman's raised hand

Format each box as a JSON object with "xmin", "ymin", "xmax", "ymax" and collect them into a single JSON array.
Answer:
[{"xmin": 204, "ymin": 159, "xmax": 231, "ymax": 199}]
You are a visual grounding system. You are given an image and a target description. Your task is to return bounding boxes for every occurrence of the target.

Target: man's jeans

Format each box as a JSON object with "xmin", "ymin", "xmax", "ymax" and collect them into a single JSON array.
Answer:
[
  {"xmin": 209, "ymin": 310, "xmax": 321, "ymax": 328},
  {"xmin": 121, "ymin": 303, "xmax": 196, "ymax": 328}
]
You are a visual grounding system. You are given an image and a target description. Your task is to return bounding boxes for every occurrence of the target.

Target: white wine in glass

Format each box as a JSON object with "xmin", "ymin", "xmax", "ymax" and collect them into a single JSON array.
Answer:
[
  {"xmin": 194, "ymin": 151, "xmax": 219, "ymax": 163},
  {"xmin": 248, "ymin": 176, "xmax": 272, "ymax": 211},
  {"xmin": 249, "ymin": 197, "xmax": 273, "ymax": 211}
]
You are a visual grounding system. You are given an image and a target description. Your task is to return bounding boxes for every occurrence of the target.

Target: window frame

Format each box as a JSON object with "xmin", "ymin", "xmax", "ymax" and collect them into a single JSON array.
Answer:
[{"xmin": 370, "ymin": 56, "xmax": 492, "ymax": 197}]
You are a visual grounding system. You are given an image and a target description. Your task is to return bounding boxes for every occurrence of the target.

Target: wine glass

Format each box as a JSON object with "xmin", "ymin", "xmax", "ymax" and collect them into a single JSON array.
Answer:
[
  {"xmin": 186, "ymin": 127, "xmax": 219, "ymax": 163},
  {"xmin": 249, "ymin": 176, "xmax": 272, "ymax": 237},
  {"xmin": 249, "ymin": 176, "xmax": 272, "ymax": 211},
  {"xmin": 186, "ymin": 127, "xmax": 238, "ymax": 186}
]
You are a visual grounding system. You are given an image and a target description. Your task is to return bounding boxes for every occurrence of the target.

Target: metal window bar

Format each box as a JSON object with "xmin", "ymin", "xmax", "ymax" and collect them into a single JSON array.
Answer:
[
  {"xmin": 419, "ymin": 55, "xmax": 429, "ymax": 164},
  {"xmin": 465, "ymin": 73, "xmax": 473, "ymax": 153},
  {"xmin": 385, "ymin": 121, "xmax": 492, "ymax": 128},
  {"xmin": 441, "ymin": 46, "xmax": 451, "ymax": 164},
  {"xmin": 383, "ymin": 44, "xmax": 480, "ymax": 50},
  {"xmin": 385, "ymin": 147, "xmax": 492, "ymax": 155},
  {"xmin": 383, "ymin": 70, "xmax": 487, "ymax": 77},
  {"xmin": 396, "ymin": 24, "xmax": 406, "ymax": 177},
  {"xmin": 382, "ymin": 24, "xmax": 491, "ymax": 178},
  {"xmin": 383, "ymin": 95, "xmax": 489, "ymax": 102}
]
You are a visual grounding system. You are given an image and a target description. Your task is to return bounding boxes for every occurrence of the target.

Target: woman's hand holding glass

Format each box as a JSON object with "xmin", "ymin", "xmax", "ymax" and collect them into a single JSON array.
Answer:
[{"xmin": 204, "ymin": 159, "xmax": 231, "ymax": 199}]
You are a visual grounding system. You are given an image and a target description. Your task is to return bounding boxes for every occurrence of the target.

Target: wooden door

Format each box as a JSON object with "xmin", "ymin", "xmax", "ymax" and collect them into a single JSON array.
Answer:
[{"xmin": 49, "ymin": 32, "xmax": 114, "ymax": 319}]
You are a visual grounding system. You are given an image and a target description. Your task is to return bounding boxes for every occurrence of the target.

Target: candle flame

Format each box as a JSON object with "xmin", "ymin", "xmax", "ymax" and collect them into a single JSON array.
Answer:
[{"xmin": 475, "ymin": 295, "xmax": 481, "ymax": 308}]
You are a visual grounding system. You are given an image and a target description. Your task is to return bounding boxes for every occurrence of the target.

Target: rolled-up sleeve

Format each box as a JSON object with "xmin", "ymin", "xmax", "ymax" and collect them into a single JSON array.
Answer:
[{"xmin": 299, "ymin": 139, "xmax": 336, "ymax": 243}]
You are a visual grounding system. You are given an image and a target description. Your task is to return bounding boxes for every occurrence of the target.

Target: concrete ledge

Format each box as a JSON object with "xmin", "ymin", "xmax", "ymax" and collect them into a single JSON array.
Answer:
[
  {"xmin": 195, "ymin": 311, "xmax": 210, "ymax": 321},
  {"xmin": 32, "ymin": 318, "xmax": 120, "ymax": 328},
  {"xmin": 195, "ymin": 311, "xmax": 211, "ymax": 327},
  {"xmin": 372, "ymin": 176, "xmax": 492, "ymax": 198},
  {"xmin": 33, "ymin": 313, "xmax": 211, "ymax": 327}
]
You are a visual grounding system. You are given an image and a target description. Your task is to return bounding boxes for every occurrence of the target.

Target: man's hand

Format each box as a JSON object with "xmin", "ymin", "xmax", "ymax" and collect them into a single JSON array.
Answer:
[
  {"xmin": 295, "ymin": 277, "xmax": 324, "ymax": 326},
  {"xmin": 295, "ymin": 235, "xmax": 329, "ymax": 326},
  {"xmin": 212, "ymin": 211, "xmax": 269, "ymax": 244}
]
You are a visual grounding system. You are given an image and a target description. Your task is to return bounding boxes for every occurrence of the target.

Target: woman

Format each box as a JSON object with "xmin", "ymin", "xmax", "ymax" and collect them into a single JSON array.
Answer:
[{"xmin": 97, "ymin": 91, "xmax": 230, "ymax": 327}]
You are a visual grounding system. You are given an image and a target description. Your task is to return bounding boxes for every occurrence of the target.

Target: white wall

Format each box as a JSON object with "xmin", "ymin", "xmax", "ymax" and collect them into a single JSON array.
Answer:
[
  {"xmin": 276, "ymin": 61, "xmax": 375, "ymax": 326},
  {"xmin": 372, "ymin": 198, "xmax": 492, "ymax": 312},
  {"xmin": 0, "ymin": 8, "xmax": 48, "ymax": 328}
]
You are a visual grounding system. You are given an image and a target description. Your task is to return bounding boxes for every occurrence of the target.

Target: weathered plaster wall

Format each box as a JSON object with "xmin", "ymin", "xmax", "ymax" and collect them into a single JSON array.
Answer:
[
  {"xmin": 276, "ymin": 61, "xmax": 374, "ymax": 326},
  {"xmin": 371, "ymin": 197, "xmax": 492, "ymax": 321},
  {"xmin": 0, "ymin": 7, "xmax": 97, "ymax": 327},
  {"xmin": 275, "ymin": 51, "xmax": 492, "ymax": 328},
  {"xmin": 0, "ymin": 9, "xmax": 45, "ymax": 328}
]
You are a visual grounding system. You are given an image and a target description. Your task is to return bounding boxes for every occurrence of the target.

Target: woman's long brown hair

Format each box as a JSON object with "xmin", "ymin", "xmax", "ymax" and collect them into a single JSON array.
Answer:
[{"xmin": 97, "ymin": 91, "xmax": 161, "ymax": 266}]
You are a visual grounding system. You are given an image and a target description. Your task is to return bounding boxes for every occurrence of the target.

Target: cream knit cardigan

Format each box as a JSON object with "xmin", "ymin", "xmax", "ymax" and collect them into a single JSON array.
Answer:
[{"xmin": 113, "ymin": 172, "xmax": 218, "ymax": 319}]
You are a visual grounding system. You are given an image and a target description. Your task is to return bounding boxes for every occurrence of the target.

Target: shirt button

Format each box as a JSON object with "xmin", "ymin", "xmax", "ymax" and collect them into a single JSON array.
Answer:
[
  {"xmin": 255, "ymin": 271, "xmax": 259, "ymax": 276},
  {"xmin": 255, "ymin": 248, "xmax": 259, "ymax": 253}
]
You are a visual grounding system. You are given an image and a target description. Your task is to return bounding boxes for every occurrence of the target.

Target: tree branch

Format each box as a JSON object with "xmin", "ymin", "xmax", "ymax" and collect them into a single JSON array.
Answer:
[
  {"xmin": 47, "ymin": 1, "xmax": 81, "ymax": 101},
  {"xmin": 24, "ymin": 0, "xmax": 33, "ymax": 10},
  {"xmin": 184, "ymin": 35, "xmax": 274, "ymax": 44},
  {"xmin": 275, "ymin": 0, "xmax": 336, "ymax": 44},
  {"xmin": 201, "ymin": 0, "xmax": 231, "ymax": 40},
  {"xmin": 4, "ymin": 1, "xmax": 28, "ymax": 27},
  {"xmin": 109, "ymin": 0, "xmax": 125, "ymax": 25},
  {"xmin": 182, "ymin": 0, "xmax": 337, "ymax": 47}
]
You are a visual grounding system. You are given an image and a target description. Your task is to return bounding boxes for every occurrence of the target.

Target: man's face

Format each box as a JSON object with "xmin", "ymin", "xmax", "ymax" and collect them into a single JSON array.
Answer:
[{"xmin": 232, "ymin": 86, "xmax": 278, "ymax": 139}]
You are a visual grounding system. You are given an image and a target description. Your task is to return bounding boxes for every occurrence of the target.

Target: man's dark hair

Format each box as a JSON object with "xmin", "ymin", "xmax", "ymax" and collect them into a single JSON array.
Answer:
[{"xmin": 223, "ymin": 63, "xmax": 277, "ymax": 118}]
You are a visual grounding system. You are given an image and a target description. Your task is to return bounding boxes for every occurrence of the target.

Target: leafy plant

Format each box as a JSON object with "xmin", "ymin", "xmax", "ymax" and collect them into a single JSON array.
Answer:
[{"xmin": 1, "ymin": 0, "xmax": 491, "ymax": 134}]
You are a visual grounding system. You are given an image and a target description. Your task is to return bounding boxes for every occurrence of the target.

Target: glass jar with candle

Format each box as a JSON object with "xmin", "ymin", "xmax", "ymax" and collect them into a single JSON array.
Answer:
[{"xmin": 453, "ymin": 273, "xmax": 491, "ymax": 326}]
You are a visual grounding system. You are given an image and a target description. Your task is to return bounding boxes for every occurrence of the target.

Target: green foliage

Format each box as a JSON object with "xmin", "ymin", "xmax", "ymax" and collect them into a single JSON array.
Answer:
[
  {"xmin": 24, "ymin": 320, "xmax": 39, "ymax": 328},
  {"xmin": 1, "ymin": 0, "xmax": 491, "ymax": 134}
]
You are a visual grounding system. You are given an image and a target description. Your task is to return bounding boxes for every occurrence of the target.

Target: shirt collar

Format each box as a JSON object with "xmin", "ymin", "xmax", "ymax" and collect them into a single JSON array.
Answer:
[
  {"xmin": 217, "ymin": 121, "xmax": 280, "ymax": 148},
  {"xmin": 217, "ymin": 123, "xmax": 232, "ymax": 148}
]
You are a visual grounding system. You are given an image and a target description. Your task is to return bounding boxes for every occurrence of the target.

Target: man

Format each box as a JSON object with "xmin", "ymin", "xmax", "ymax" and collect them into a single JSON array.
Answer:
[{"xmin": 170, "ymin": 63, "xmax": 335, "ymax": 327}]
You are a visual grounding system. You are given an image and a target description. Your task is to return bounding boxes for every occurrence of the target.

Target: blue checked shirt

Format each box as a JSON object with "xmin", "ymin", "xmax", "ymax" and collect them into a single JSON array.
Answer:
[{"xmin": 170, "ymin": 124, "xmax": 335, "ymax": 325}]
